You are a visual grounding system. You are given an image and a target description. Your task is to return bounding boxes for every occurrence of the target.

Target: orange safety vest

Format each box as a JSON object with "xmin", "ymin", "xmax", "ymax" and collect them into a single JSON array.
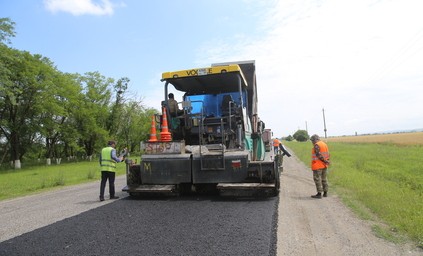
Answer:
[
  {"xmin": 311, "ymin": 140, "xmax": 330, "ymax": 170},
  {"xmin": 273, "ymin": 139, "xmax": 280, "ymax": 147}
]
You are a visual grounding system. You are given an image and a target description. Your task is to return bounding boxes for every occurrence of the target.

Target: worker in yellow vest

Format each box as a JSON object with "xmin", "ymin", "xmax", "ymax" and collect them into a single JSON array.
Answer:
[
  {"xmin": 310, "ymin": 134, "xmax": 330, "ymax": 199},
  {"xmin": 99, "ymin": 140, "xmax": 125, "ymax": 201}
]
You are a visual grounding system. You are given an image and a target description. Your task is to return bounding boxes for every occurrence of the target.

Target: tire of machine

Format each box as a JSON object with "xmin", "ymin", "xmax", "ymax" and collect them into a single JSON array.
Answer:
[{"xmin": 128, "ymin": 164, "xmax": 141, "ymax": 186}]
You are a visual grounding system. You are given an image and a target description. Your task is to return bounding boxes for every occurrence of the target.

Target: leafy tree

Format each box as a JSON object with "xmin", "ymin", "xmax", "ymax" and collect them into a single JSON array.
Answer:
[
  {"xmin": 40, "ymin": 71, "xmax": 83, "ymax": 163},
  {"xmin": 0, "ymin": 50, "xmax": 60, "ymax": 167},
  {"xmin": 74, "ymin": 72, "xmax": 113, "ymax": 158},
  {"xmin": 284, "ymin": 135, "xmax": 294, "ymax": 141},
  {"xmin": 57, "ymin": 73, "xmax": 85, "ymax": 159},
  {"xmin": 0, "ymin": 45, "xmax": 17, "ymax": 154},
  {"xmin": 0, "ymin": 18, "xmax": 156, "ymax": 168},
  {"xmin": 0, "ymin": 21, "xmax": 17, "ymax": 155},
  {"xmin": 118, "ymin": 102, "xmax": 158, "ymax": 153},
  {"xmin": 107, "ymin": 77, "xmax": 129, "ymax": 136},
  {"xmin": 293, "ymin": 130, "xmax": 309, "ymax": 142},
  {"xmin": 0, "ymin": 17, "xmax": 16, "ymax": 45}
]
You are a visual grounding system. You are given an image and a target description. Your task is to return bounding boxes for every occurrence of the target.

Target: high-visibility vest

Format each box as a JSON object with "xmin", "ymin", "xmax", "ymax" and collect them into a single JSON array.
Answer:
[
  {"xmin": 311, "ymin": 141, "xmax": 330, "ymax": 170},
  {"xmin": 273, "ymin": 139, "xmax": 280, "ymax": 147},
  {"xmin": 101, "ymin": 146, "xmax": 116, "ymax": 172}
]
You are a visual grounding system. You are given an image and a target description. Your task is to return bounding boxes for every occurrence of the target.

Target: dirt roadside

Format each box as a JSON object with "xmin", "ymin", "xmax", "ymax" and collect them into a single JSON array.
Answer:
[{"xmin": 276, "ymin": 154, "xmax": 422, "ymax": 256}]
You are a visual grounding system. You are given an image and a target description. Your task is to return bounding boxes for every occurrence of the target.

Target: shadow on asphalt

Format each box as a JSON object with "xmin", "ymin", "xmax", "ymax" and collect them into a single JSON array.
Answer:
[{"xmin": 124, "ymin": 193, "xmax": 278, "ymax": 202}]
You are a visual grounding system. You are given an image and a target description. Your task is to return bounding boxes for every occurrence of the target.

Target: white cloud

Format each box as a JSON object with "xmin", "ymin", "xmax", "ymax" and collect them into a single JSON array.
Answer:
[
  {"xmin": 44, "ymin": 0, "xmax": 115, "ymax": 16},
  {"xmin": 196, "ymin": 0, "xmax": 423, "ymax": 137}
]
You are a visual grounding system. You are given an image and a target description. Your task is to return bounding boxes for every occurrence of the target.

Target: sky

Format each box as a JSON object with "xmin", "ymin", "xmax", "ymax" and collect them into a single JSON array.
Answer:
[{"xmin": 1, "ymin": 0, "xmax": 423, "ymax": 137}]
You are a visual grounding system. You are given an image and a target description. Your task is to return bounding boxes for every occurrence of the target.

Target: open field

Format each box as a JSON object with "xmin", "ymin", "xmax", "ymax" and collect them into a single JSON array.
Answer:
[
  {"xmin": 284, "ymin": 140, "xmax": 423, "ymax": 248},
  {"xmin": 326, "ymin": 132, "xmax": 423, "ymax": 145}
]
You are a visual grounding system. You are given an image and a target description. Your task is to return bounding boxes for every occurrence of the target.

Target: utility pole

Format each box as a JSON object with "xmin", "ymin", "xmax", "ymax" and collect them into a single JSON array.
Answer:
[
  {"xmin": 305, "ymin": 121, "xmax": 308, "ymax": 133},
  {"xmin": 322, "ymin": 108, "xmax": 327, "ymax": 138}
]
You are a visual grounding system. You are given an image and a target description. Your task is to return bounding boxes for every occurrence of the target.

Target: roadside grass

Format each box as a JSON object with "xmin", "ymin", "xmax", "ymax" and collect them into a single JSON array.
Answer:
[
  {"xmin": 284, "ymin": 141, "xmax": 423, "ymax": 248},
  {"xmin": 0, "ymin": 161, "xmax": 127, "ymax": 201}
]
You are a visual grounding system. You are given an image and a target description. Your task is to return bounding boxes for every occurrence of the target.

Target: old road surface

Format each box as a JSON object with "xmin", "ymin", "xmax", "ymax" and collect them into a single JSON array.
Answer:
[{"xmin": 0, "ymin": 153, "xmax": 421, "ymax": 256}]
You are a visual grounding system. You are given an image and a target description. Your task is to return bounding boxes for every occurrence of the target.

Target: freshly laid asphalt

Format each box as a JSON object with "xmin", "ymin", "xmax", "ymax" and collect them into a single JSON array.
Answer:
[{"xmin": 0, "ymin": 195, "xmax": 278, "ymax": 256}]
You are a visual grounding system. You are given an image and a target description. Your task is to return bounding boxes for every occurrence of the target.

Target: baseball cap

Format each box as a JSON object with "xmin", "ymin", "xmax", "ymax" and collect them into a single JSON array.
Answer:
[{"xmin": 310, "ymin": 134, "xmax": 320, "ymax": 141}]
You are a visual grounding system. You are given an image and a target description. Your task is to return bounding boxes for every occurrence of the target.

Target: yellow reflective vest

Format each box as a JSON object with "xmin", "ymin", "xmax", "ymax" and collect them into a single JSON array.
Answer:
[{"xmin": 101, "ymin": 146, "xmax": 116, "ymax": 172}]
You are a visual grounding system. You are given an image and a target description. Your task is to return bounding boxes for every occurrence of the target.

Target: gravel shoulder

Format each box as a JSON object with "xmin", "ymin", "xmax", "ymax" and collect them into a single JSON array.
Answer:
[{"xmin": 276, "ymin": 154, "xmax": 422, "ymax": 256}]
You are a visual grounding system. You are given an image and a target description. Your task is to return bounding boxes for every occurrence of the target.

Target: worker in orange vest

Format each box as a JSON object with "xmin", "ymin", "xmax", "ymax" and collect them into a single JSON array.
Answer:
[
  {"xmin": 273, "ymin": 138, "xmax": 281, "ymax": 154},
  {"xmin": 310, "ymin": 134, "xmax": 330, "ymax": 199}
]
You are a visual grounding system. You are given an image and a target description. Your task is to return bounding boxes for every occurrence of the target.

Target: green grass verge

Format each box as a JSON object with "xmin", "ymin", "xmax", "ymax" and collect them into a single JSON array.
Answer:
[
  {"xmin": 0, "ymin": 160, "xmax": 127, "ymax": 201},
  {"xmin": 285, "ymin": 141, "xmax": 423, "ymax": 248}
]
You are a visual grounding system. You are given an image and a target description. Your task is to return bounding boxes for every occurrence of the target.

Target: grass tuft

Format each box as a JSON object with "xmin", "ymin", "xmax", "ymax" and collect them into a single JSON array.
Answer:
[
  {"xmin": 87, "ymin": 169, "xmax": 96, "ymax": 180},
  {"xmin": 372, "ymin": 225, "xmax": 401, "ymax": 243},
  {"xmin": 53, "ymin": 172, "xmax": 66, "ymax": 186}
]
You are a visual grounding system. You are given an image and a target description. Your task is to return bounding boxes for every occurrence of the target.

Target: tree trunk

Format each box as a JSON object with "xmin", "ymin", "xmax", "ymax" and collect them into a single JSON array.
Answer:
[
  {"xmin": 10, "ymin": 131, "xmax": 21, "ymax": 169},
  {"xmin": 0, "ymin": 143, "xmax": 9, "ymax": 166},
  {"xmin": 14, "ymin": 159, "xmax": 21, "ymax": 169}
]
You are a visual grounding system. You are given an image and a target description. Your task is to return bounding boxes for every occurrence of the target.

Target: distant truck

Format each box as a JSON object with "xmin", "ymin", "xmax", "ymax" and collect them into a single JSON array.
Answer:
[{"xmin": 123, "ymin": 60, "xmax": 289, "ymax": 196}]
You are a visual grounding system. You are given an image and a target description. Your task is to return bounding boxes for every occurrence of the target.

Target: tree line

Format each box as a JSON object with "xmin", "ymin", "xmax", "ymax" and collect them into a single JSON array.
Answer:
[{"xmin": 0, "ymin": 18, "xmax": 157, "ymax": 169}]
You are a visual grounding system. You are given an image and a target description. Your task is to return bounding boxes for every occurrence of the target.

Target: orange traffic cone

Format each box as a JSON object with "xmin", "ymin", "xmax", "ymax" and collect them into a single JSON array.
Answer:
[
  {"xmin": 148, "ymin": 115, "xmax": 158, "ymax": 142},
  {"xmin": 160, "ymin": 107, "xmax": 172, "ymax": 142}
]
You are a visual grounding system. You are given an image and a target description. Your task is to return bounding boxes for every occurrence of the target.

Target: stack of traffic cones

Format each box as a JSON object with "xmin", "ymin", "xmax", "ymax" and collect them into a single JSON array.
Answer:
[
  {"xmin": 160, "ymin": 107, "xmax": 172, "ymax": 142},
  {"xmin": 148, "ymin": 115, "xmax": 158, "ymax": 142}
]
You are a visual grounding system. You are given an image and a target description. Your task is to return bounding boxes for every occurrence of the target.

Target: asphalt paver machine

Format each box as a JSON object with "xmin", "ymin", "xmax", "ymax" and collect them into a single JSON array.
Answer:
[{"xmin": 123, "ymin": 60, "xmax": 288, "ymax": 196}]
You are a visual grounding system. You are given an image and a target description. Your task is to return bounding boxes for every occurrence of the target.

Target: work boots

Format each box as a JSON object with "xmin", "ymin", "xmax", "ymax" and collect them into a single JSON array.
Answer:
[{"xmin": 311, "ymin": 192, "xmax": 322, "ymax": 199}]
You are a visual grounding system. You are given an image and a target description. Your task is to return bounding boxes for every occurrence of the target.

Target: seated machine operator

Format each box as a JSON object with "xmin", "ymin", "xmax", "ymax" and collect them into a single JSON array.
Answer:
[{"xmin": 168, "ymin": 93, "xmax": 183, "ymax": 117}]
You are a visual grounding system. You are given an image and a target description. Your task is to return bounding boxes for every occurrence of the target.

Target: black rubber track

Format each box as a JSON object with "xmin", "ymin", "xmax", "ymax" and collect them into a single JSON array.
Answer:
[{"xmin": 0, "ymin": 195, "xmax": 278, "ymax": 256}]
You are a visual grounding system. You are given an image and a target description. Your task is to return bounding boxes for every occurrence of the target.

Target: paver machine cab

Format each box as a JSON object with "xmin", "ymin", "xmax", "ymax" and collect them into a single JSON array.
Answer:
[{"xmin": 123, "ymin": 60, "xmax": 284, "ymax": 196}]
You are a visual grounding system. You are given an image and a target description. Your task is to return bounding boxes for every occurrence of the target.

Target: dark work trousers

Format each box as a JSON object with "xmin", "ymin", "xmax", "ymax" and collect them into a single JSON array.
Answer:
[
  {"xmin": 313, "ymin": 168, "xmax": 328, "ymax": 193},
  {"xmin": 100, "ymin": 171, "xmax": 116, "ymax": 198}
]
